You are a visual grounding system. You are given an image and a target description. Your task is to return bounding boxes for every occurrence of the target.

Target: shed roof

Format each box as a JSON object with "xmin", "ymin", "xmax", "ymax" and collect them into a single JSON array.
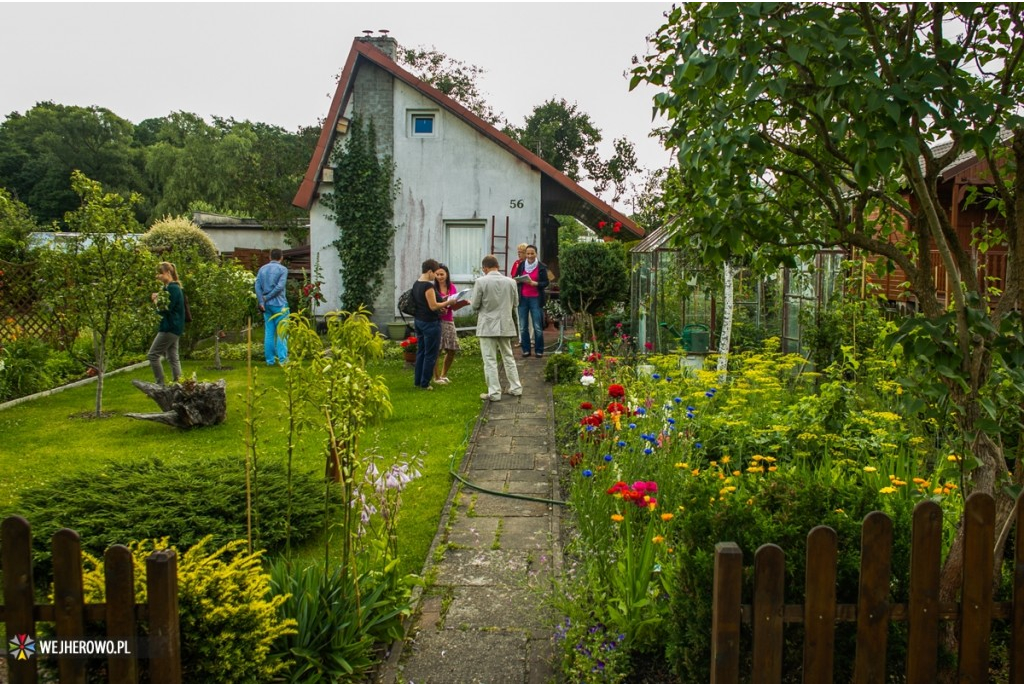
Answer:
[{"xmin": 292, "ymin": 37, "xmax": 643, "ymax": 239}]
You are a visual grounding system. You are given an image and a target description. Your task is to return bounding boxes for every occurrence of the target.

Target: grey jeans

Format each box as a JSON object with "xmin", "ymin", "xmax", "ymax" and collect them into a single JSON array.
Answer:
[{"xmin": 147, "ymin": 332, "xmax": 181, "ymax": 385}]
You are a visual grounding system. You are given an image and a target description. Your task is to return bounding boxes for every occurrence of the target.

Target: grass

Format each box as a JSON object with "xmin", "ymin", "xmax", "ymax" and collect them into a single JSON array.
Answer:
[{"xmin": 0, "ymin": 350, "xmax": 486, "ymax": 579}]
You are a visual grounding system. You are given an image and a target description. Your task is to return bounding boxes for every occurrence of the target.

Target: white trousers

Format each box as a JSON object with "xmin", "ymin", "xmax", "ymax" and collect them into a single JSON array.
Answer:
[{"xmin": 479, "ymin": 336, "xmax": 522, "ymax": 399}]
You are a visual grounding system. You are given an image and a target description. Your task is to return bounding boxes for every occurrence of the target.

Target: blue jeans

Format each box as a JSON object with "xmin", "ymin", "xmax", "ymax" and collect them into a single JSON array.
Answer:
[
  {"xmin": 414, "ymin": 319, "xmax": 441, "ymax": 388},
  {"xmin": 263, "ymin": 304, "xmax": 289, "ymax": 365},
  {"xmin": 518, "ymin": 297, "xmax": 544, "ymax": 355}
]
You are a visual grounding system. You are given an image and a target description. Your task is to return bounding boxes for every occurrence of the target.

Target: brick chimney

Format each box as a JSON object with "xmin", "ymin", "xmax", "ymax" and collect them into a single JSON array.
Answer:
[{"xmin": 359, "ymin": 34, "xmax": 397, "ymax": 60}]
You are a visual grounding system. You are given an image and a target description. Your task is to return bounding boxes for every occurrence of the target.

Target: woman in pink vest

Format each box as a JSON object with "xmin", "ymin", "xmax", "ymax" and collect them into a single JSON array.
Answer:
[{"xmin": 511, "ymin": 245, "xmax": 549, "ymax": 358}]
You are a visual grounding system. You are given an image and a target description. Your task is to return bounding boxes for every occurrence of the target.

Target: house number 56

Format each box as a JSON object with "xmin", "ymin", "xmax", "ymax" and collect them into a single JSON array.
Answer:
[{"xmin": 509, "ymin": 199, "xmax": 524, "ymax": 209}]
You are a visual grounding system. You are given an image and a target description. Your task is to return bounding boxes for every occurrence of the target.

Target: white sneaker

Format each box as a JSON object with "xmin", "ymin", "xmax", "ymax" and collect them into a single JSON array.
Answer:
[{"xmin": 435, "ymin": 377, "xmax": 449, "ymax": 385}]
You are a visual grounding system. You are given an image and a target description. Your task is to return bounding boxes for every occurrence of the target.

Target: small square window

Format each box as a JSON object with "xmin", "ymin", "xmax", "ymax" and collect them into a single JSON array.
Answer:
[{"xmin": 411, "ymin": 112, "xmax": 436, "ymax": 137}]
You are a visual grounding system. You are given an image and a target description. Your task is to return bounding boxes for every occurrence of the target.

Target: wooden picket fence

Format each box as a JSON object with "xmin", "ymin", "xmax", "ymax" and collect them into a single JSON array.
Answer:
[
  {"xmin": 0, "ymin": 516, "xmax": 181, "ymax": 683},
  {"xmin": 710, "ymin": 491, "xmax": 1024, "ymax": 683}
]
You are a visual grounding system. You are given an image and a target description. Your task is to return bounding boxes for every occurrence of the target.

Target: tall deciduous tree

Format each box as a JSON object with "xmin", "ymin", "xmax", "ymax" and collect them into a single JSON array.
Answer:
[
  {"xmin": 322, "ymin": 116, "xmax": 398, "ymax": 313},
  {"xmin": 633, "ymin": 3, "xmax": 1024, "ymax": 601},
  {"xmin": 39, "ymin": 171, "xmax": 155, "ymax": 417},
  {"xmin": 506, "ymin": 98, "xmax": 604, "ymax": 183},
  {"xmin": 0, "ymin": 102, "xmax": 144, "ymax": 224},
  {"xmin": 398, "ymin": 45, "xmax": 501, "ymax": 125}
]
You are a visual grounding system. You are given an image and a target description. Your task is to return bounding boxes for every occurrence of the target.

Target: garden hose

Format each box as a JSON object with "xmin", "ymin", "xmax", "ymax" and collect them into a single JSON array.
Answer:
[{"xmin": 446, "ymin": 413, "xmax": 569, "ymax": 507}]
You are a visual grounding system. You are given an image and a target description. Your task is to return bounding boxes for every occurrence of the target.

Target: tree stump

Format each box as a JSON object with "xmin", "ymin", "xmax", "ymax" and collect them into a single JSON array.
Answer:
[{"xmin": 126, "ymin": 379, "xmax": 227, "ymax": 428}]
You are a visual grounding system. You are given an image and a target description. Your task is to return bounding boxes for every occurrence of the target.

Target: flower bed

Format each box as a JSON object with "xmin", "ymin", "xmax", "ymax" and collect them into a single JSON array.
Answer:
[{"xmin": 550, "ymin": 339, "xmax": 966, "ymax": 682}]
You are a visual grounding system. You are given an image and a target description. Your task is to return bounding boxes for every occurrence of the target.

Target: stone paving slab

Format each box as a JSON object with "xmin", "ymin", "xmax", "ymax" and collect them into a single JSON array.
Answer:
[
  {"xmin": 499, "ymin": 516, "xmax": 554, "ymax": 549},
  {"xmin": 397, "ymin": 629, "xmax": 527, "ymax": 684},
  {"xmin": 444, "ymin": 585, "xmax": 554, "ymax": 636},
  {"xmin": 446, "ymin": 517, "xmax": 500, "ymax": 548},
  {"xmin": 471, "ymin": 496, "xmax": 552, "ymax": 518}
]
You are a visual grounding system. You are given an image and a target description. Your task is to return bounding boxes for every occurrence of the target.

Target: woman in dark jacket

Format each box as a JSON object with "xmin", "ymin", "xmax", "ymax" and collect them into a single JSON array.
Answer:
[{"xmin": 147, "ymin": 261, "xmax": 185, "ymax": 385}]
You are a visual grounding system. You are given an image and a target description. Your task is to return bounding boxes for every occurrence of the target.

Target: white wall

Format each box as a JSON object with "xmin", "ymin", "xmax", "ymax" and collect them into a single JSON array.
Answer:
[
  {"xmin": 308, "ymin": 69, "xmax": 543, "ymax": 321},
  {"xmin": 204, "ymin": 228, "xmax": 288, "ymax": 254}
]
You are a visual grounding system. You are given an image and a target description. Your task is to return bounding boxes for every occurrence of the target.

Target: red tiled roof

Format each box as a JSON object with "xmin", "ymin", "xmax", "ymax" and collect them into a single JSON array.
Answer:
[{"xmin": 292, "ymin": 38, "xmax": 643, "ymax": 238}]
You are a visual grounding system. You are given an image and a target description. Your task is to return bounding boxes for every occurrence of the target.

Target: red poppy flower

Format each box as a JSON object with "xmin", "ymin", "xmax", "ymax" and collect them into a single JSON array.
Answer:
[
  {"xmin": 613, "ymin": 221, "xmax": 622, "ymax": 233},
  {"xmin": 606, "ymin": 401, "xmax": 626, "ymax": 414},
  {"xmin": 608, "ymin": 384, "xmax": 626, "ymax": 398},
  {"xmin": 597, "ymin": 220, "xmax": 607, "ymax": 229},
  {"xmin": 580, "ymin": 401, "xmax": 593, "ymax": 410}
]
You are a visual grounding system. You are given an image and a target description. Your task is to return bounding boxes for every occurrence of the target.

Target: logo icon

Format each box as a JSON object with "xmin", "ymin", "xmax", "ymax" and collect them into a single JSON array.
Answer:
[{"xmin": 9, "ymin": 634, "xmax": 35, "ymax": 660}]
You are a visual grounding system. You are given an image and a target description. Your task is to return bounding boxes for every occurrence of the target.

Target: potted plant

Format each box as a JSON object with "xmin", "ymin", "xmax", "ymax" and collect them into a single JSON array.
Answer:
[{"xmin": 399, "ymin": 335, "xmax": 418, "ymax": 363}]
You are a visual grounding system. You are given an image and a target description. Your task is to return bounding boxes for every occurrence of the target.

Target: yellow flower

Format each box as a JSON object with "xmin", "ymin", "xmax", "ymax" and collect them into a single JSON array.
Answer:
[
  {"xmin": 933, "ymin": 487, "xmax": 944, "ymax": 495},
  {"xmin": 652, "ymin": 535, "xmax": 665, "ymax": 544},
  {"xmin": 912, "ymin": 477, "xmax": 927, "ymax": 485},
  {"xmin": 719, "ymin": 486, "xmax": 737, "ymax": 495},
  {"xmin": 762, "ymin": 456, "xmax": 777, "ymax": 463},
  {"xmin": 732, "ymin": 470, "xmax": 741, "ymax": 477},
  {"xmin": 746, "ymin": 466, "xmax": 763, "ymax": 473},
  {"xmin": 661, "ymin": 513, "xmax": 674, "ymax": 521},
  {"xmin": 746, "ymin": 498, "xmax": 754, "ymax": 505},
  {"xmin": 863, "ymin": 466, "xmax": 878, "ymax": 473},
  {"xmin": 721, "ymin": 455, "xmax": 731, "ymax": 464},
  {"xmin": 675, "ymin": 462, "xmax": 688, "ymax": 469},
  {"xmin": 767, "ymin": 466, "xmax": 778, "ymax": 472},
  {"xmin": 879, "ymin": 486, "xmax": 898, "ymax": 494},
  {"xmin": 751, "ymin": 454, "xmax": 764, "ymax": 461},
  {"xmin": 891, "ymin": 478, "xmax": 906, "ymax": 486},
  {"xmin": 611, "ymin": 514, "xmax": 624, "ymax": 522},
  {"xmin": 691, "ymin": 468, "xmax": 701, "ymax": 476},
  {"xmin": 947, "ymin": 454, "xmax": 960, "ymax": 462}
]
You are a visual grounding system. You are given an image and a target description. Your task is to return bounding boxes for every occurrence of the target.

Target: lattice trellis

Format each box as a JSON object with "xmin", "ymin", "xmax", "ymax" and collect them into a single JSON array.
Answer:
[{"xmin": 0, "ymin": 259, "xmax": 71, "ymax": 344}]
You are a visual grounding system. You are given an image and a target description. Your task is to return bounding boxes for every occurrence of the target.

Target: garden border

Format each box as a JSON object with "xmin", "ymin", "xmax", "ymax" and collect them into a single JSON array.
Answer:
[{"xmin": 0, "ymin": 361, "xmax": 149, "ymax": 412}]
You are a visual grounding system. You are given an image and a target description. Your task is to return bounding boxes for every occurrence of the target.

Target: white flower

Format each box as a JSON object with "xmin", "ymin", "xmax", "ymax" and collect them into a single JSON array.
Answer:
[{"xmin": 580, "ymin": 375, "xmax": 596, "ymax": 387}]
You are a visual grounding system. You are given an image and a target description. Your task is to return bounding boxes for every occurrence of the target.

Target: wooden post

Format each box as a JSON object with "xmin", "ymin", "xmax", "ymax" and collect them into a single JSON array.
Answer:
[
  {"xmin": 710, "ymin": 542, "xmax": 742, "ymax": 684},
  {"xmin": 105, "ymin": 545, "xmax": 139, "ymax": 684},
  {"xmin": 803, "ymin": 526, "xmax": 837, "ymax": 684},
  {"xmin": 751, "ymin": 543, "xmax": 784, "ymax": 683},
  {"xmin": 958, "ymin": 493, "xmax": 994, "ymax": 684},
  {"xmin": 906, "ymin": 500, "xmax": 942, "ymax": 683},
  {"xmin": 853, "ymin": 511, "xmax": 892, "ymax": 683},
  {"xmin": 51, "ymin": 529, "xmax": 86, "ymax": 684},
  {"xmin": 146, "ymin": 549, "xmax": 181, "ymax": 684},
  {"xmin": 2, "ymin": 516, "xmax": 38, "ymax": 683}
]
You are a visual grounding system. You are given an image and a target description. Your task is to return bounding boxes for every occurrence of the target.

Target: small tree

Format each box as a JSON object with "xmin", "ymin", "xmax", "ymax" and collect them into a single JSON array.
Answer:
[
  {"xmin": 184, "ymin": 259, "xmax": 255, "ymax": 365},
  {"xmin": 0, "ymin": 187, "xmax": 40, "ymax": 262},
  {"xmin": 558, "ymin": 242, "xmax": 628, "ymax": 344},
  {"xmin": 39, "ymin": 171, "xmax": 155, "ymax": 416}
]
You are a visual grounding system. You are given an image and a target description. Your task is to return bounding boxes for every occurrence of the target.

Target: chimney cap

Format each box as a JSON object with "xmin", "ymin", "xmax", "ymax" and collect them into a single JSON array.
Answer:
[
  {"xmin": 379, "ymin": 29, "xmax": 390, "ymax": 35},
  {"xmin": 362, "ymin": 29, "xmax": 373, "ymax": 36}
]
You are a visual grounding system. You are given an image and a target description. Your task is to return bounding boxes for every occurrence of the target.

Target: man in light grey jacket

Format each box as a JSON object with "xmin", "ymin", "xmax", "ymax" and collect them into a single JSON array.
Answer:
[{"xmin": 471, "ymin": 254, "xmax": 523, "ymax": 401}]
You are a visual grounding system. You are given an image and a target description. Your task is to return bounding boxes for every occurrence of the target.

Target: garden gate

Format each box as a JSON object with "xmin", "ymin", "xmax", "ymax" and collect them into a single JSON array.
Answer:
[
  {"xmin": 710, "ymin": 492, "xmax": 1024, "ymax": 683},
  {"xmin": 0, "ymin": 516, "xmax": 181, "ymax": 683}
]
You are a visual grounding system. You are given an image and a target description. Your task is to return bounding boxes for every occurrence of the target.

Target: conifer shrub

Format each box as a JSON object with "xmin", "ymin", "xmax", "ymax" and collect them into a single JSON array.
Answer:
[
  {"xmin": 77, "ymin": 537, "xmax": 295, "ymax": 683},
  {"xmin": 139, "ymin": 215, "xmax": 219, "ymax": 263},
  {"xmin": 12, "ymin": 454, "xmax": 325, "ymax": 580}
]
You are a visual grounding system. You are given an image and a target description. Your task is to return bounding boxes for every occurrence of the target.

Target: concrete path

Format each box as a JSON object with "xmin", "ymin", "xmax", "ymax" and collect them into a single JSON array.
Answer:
[{"xmin": 382, "ymin": 349, "xmax": 562, "ymax": 684}]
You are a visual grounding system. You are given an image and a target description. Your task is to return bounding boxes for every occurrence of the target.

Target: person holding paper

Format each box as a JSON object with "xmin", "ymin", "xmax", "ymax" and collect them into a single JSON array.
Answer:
[
  {"xmin": 472, "ymin": 254, "xmax": 522, "ymax": 401},
  {"xmin": 511, "ymin": 244, "xmax": 550, "ymax": 358},
  {"xmin": 433, "ymin": 264, "xmax": 465, "ymax": 385}
]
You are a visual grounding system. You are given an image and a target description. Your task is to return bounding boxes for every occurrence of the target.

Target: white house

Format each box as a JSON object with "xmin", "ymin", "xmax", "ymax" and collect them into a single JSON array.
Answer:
[{"xmin": 292, "ymin": 34, "xmax": 642, "ymax": 327}]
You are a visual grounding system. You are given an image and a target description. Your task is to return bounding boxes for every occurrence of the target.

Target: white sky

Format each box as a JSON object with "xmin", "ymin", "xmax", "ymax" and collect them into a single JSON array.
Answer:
[{"xmin": 0, "ymin": 2, "xmax": 675, "ymax": 173}]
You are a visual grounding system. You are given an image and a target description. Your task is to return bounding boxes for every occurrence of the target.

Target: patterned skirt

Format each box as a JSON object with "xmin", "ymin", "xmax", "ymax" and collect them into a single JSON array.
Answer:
[{"xmin": 440, "ymin": 319, "xmax": 461, "ymax": 351}]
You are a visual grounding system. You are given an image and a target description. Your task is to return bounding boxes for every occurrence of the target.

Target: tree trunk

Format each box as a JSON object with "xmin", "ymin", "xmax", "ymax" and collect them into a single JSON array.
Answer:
[
  {"xmin": 717, "ymin": 262, "xmax": 735, "ymax": 378},
  {"xmin": 126, "ymin": 379, "xmax": 227, "ymax": 428}
]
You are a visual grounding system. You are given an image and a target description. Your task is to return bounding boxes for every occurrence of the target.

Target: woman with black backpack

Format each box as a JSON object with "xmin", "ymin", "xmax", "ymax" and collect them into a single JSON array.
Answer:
[{"xmin": 410, "ymin": 259, "xmax": 454, "ymax": 390}]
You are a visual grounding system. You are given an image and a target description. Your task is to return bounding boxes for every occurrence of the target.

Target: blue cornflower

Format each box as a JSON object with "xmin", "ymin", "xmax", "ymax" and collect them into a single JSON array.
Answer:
[
  {"xmin": 686, "ymin": 412, "xmax": 695, "ymax": 419},
  {"xmin": 686, "ymin": 405, "xmax": 696, "ymax": 411},
  {"xmin": 667, "ymin": 417, "xmax": 676, "ymax": 424},
  {"xmin": 695, "ymin": 442, "xmax": 703, "ymax": 449},
  {"xmin": 617, "ymin": 440, "xmax": 627, "ymax": 447},
  {"xmin": 583, "ymin": 469, "xmax": 594, "ymax": 477},
  {"xmin": 652, "ymin": 373, "xmax": 661, "ymax": 379},
  {"xmin": 604, "ymin": 454, "xmax": 613, "ymax": 462},
  {"xmin": 636, "ymin": 407, "xmax": 647, "ymax": 415},
  {"xmin": 628, "ymin": 422, "xmax": 636, "ymax": 429},
  {"xmin": 644, "ymin": 447, "xmax": 653, "ymax": 455},
  {"xmin": 674, "ymin": 397, "xmax": 682, "ymax": 404},
  {"xmin": 586, "ymin": 425, "xmax": 595, "ymax": 432}
]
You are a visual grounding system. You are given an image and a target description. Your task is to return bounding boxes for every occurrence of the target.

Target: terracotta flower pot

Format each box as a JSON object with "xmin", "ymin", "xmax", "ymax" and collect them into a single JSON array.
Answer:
[{"xmin": 403, "ymin": 351, "xmax": 416, "ymax": 363}]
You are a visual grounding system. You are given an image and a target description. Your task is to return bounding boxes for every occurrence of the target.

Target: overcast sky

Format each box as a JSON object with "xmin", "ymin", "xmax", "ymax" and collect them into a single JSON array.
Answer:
[{"xmin": 0, "ymin": 2, "xmax": 675, "ymax": 173}]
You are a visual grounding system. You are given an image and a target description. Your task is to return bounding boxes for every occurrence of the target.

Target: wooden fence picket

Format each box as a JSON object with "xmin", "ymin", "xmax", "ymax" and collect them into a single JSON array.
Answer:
[
  {"xmin": 752, "ymin": 543, "xmax": 785, "ymax": 683},
  {"xmin": 853, "ymin": 511, "xmax": 892, "ymax": 683},
  {"xmin": 709, "ymin": 491, "xmax": 1024, "ymax": 683},
  {"xmin": 906, "ymin": 500, "xmax": 942, "ymax": 683},
  {"xmin": 803, "ymin": 526, "xmax": 838, "ymax": 683},
  {"xmin": 0, "ymin": 516, "xmax": 179, "ymax": 684}
]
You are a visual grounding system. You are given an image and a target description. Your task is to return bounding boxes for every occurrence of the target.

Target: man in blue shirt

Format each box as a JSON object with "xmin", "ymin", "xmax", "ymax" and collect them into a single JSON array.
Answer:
[{"xmin": 254, "ymin": 248, "xmax": 289, "ymax": 365}]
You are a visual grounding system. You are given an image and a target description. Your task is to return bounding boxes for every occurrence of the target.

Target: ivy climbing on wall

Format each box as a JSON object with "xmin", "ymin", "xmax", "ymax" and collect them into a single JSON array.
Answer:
[{"xmin": 322, "ymin": 115, "xmax": 399, "ymax": 313}]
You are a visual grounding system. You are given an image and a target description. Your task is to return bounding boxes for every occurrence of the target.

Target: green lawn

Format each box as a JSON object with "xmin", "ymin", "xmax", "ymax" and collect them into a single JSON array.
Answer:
[{"xmin": 0, "ymin": 353, "xmax": 486, "ymax": 578}]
